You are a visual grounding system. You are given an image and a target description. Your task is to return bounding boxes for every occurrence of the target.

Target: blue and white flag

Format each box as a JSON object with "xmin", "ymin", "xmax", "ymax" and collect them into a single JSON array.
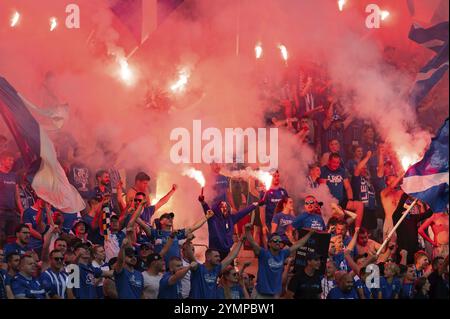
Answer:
[
  {"xmin": 408, "ymin": 20, "xmax": 449, "ymax": 108},
  {"xmin": 0, "ymin": 77, "xmax": 85, "ymax": 214},
  {"xmin": 402, "ymin": 119, "xmax": 449, "ymax": 212},
  {"xmin": 408, "ymin": 21, "xmax": 448, "ymax": 53}
]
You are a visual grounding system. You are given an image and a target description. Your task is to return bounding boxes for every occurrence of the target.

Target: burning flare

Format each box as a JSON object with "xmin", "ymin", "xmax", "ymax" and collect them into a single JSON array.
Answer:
[
  {"xmin": 118, "ymin": 58, "xmax": 133, "ymax": 85},
  {"xmin": 400, "ymin": 155, "xmax": 417, "ymax": 171},
  {"xmin": 182, "ymin": 168, "xmax": 206, "ymax": 188},
  {"xmin": 253, "ymin": 170, "xmax": 273, "ymax": 190},
  {"xmin": 10, "ymin": 11, "xmax": 20, "ymax": 27},
  {"xmin": 255, "ymin": 43, "xmax": 263, "ymax": 59},
  {"xmin": 170, "ymin": 68, "xmax": 190, "ymax": 93},
  {"xmin": 380, "ymin": 10, "xmax": 390, "ymax": 21},
  {"xmin": 278, "ymin": 44, "xmax": 288, "ymax": 63},
  {"xmin": 338, "ymin": 0, "xmax": 346, "ymax": 12},
  {"xmin": 50, "ymin": 17, "xmax": 58, "ymax": 31}
]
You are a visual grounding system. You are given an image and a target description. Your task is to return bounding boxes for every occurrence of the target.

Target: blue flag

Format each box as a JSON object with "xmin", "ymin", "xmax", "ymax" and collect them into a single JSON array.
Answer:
[
  {"xmin": 0, "ymin": 77, "xmax": 85, "ymax": 214},
  {"xmin": 408, "ymin": 21, "xmax": 449, "ymax": 108},
  {"xmin": 402, "ymin": 119, "xmax": 449, "ymax": 212}
]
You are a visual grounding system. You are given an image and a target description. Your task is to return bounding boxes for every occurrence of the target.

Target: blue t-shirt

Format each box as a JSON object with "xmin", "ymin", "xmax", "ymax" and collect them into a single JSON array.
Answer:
[
  {"xmin": 379, "ymin": 277, "xmax": 401, "ymax": 299},
  {"xmin": 351, "ymin": 175, "xmax": 376, "ymax": 209},
  {"xmin": 256, "ymin": 248, "xmax": 290, "ymax": 295},
  {"xmin": 4, "ymin": 242, "xmax": 28, "ymax": 258},
  {"xmin": 72, "ymin": 264, "xmax": 103, "ymax": 299},
  {"xmin": 158, "ymin": 272, "xmax": 182, "ymax": 299},
  {"xmin": 217, "ymin": 284, "xmax": 245, "ymax": 299},
  {"xmin": 0, "ymin": 171, "xmax": 17, "ymax": 210},
  {"xmin": 271, "ymin": 212, "xmax": 295, "ymax": 235},
  {"xmin": 355, "ymin": 277, "xmax": 374, "ymax": 299},
  {"xmin": 151, "ymin": 229, "xmax": 187, "ymax": 266},
  {"xmin": 400, "ymin": 283, "xmax": 414, "ymax": 299},
  {"xmin": 262, "ymin": 188, "xmax": 289, "ymax": 227},
  {"xmin": 327, "ymin": 287, "xmax": 359, "ymax": 299},
  {"xmin": 292, "ymin": 212, "xmax": 326, "ymax": 231},
  {"xmin": 189, "ymin": 264, "xmax": 222, "ymax": 299},
  {"xmin": 11, "ymin": 273, "xmax": 46, "ymax": 299},
  {"xmin": 23, "ymin": 207, "xmax": 48, "ymax": 250},
  {"xmin": 346, "ymin": 159, "xmax": 358, "ymax": 177},
  {"xmin": 114, "ymin": 268, "xmax": 144, "ymax": 299},
  {"xmin": 40, "ymin": 269, "xmax": 69, "ymax": 299},
  {"xmin": 320, "ymin": 165, "xmax": 348, "ymax": 201}
]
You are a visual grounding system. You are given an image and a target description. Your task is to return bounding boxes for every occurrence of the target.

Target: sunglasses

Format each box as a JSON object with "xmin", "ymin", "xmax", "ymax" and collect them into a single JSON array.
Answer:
[
  {"xmin": 53, "ymin": 257, "xmax": 64, "ymax": 262},
  {"xmin": 305, "ymin": 200, "xmax": 316, "ymax": 205},
  {"xmin": 230, "ymin": 273, "xmax": 239, "ymax": 277},
  {"xmin": 134, "ymin": 198, "xmax": 143, "ymax": 203},
  {"xmin": 271, "ymin": 239, "xmax": 283, "ymax": 244}
]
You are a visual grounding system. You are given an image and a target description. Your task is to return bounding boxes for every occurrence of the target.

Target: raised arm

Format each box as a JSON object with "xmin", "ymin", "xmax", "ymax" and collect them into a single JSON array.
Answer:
[
  {"xmin": 221, "ymin": 234, "xmax": 245, "ymax": 269},
  {"xmin": 116, "ymin": 180, "xmax": 127, "ymax": 213},
  {"xmin": 289, "ymin": 229, "xmax": 314, "ymax": 254},
  {"xmin": 418, "ymin": 215, "xmax": 436, "ymax": 246},
  {"xmin": 354, "ymin": 151, "xmax": 372, "ymax": 177},
  {"xmin": 41, "ymin": 225, "xmax": 60, "ymax": 270},
  {"xmin": 186, "ymin": 210, "xmax": 214, "ymax": 235},
  {"xmin": 377, "ymin": 145, "xmax": 385, "ymax": 178},
  {"xmin": 154, "ymin": 184, "xmax": 177, "ymax": 212},
  {"xmin": 159, "ymin": 233, "xmax": 175, "ymax": 258},
  {"xmin": 167, "ymin": 262, "xmax": 197, "ymax": 285},
  {"xmin": 322, "ymin": 102, "xmax": 334, "ymax": 130},
  {"xmin": 114, "ymin": 237, "xmax": 131, "ymax": 274},
  {"xmin": 231, "ymin": 203, "xmax": 258, "ymax": 224},
  {"xmin": 347, "ymin": 227, "xmax": 360, "ymax": 252},
  {"xmin": 244, "ymin": 223, "xmax": 261, "ymax": 256}
]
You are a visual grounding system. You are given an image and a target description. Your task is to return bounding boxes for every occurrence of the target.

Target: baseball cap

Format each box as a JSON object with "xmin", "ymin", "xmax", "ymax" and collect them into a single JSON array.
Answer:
[
  {"xmin": 306, "ymin": 252, "xmax": 322, "ymax": 261},
  {"xmin": 71, "ymin": 219, "xmax": 88, "ymax": 232},
  {"xmin": 146, "ymin": 253, "xmax": 162, "ymax": 265},
  {"xmin": 160, "ymin": 212, "xmax": 175, "ymax": 220}
]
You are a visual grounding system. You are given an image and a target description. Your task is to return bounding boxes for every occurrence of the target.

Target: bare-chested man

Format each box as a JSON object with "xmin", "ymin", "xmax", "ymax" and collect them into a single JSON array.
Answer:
[
  {"xmin": 380, "ymin": 175, "xmax": 404, "ymax": 242},
  {"xmin": 419, "ymin": 212, "xmax": 449, "ymax": 259}
]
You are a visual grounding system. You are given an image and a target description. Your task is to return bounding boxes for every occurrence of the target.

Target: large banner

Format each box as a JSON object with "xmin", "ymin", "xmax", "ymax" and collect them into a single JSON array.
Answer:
[{"xmin": 295, "ymin": 229, "xmax": 331, "ymax": 276}]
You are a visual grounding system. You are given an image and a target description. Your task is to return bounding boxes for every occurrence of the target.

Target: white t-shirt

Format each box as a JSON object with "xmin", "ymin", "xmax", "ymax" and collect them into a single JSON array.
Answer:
[
  {"xmin": 181, "ymin": 259, "xmax": 191, "ymax": 299},
  {"xmin": 142, "ymin": 271, "xmax": 162, "ymax": 299}
]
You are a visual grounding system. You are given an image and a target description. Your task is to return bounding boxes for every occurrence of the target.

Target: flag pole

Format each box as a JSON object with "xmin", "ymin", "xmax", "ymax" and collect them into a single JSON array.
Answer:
[{"xmin": 376, "ymin": 198, "xmax": 419, "ymax": 256}]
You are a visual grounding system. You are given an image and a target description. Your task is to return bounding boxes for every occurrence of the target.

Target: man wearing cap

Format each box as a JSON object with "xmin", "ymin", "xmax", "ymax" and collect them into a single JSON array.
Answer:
[
  {"xmin": 113, "ymin": 238, "xmax": 144, "ymax": 299},
  {"xmin": 286, "ymin": 253, "xmax": 323, "ymax": 299},
  {"xmin": 244, "ymin": 223, "xmax": 314, "ymax": 299},
  {"xmin": 199, "ymin": 194, "xmax": 260, "ymax": 260},
  {"xmin": 71, "ymin": 220, "xmax": 92, "ymax": 245},
  {"xmin": 142, "ymin": 253, "xmax": 164, "ymax": 299},
  {"xmin": 158, "ymin": 256, "xmax": 197, "ymax": 299},
  {"xmin": 292, "ymin": 195, "xmax": 326, "ymax": 231},
  {"xmin": 140, "ymin": 210, "xmax": 214, "ymax": 267}
]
